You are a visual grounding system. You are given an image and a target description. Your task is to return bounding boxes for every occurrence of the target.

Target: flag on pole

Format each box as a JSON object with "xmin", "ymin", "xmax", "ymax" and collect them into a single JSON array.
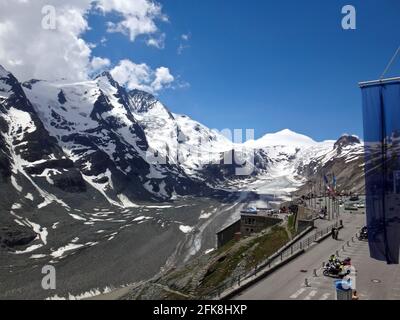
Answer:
[
  {"xmin": 332, "ymin": 173, "xmax": 337, "ymax": 190},
  {"xmin": 323, "ymin": 174, "xmax": 329, "ymax": 187},
  {"xmin": 324, "ymin": 174, "xmax": 333, "ymax": 195},
  {"xmin": 331, "ymin": 173, "xmax": 337, "ymax": 198}
]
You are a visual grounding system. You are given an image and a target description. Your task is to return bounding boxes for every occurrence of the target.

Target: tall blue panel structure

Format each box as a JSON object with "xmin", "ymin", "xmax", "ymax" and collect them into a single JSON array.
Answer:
[{"xmin": 361, "ymin": 79, "xmax": 400, "ymax": 264}]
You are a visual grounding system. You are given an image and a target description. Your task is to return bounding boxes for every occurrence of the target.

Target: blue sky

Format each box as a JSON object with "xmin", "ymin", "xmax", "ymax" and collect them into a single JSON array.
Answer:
[{"xmin": 85, "ymin": 0, "xmax": 400, "ymax": 141}]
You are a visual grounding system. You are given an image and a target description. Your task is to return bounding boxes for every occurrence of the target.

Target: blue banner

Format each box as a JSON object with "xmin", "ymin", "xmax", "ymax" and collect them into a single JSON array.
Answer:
[{"xmin": 361, "ymin": 80, "xmax": 400, "ymax": 264}]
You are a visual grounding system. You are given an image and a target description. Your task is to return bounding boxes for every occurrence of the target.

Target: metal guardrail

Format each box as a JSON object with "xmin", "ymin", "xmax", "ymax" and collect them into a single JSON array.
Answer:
[{"xmin": 202, "ymin": 221, "xmax": 340, "ymax": 299}]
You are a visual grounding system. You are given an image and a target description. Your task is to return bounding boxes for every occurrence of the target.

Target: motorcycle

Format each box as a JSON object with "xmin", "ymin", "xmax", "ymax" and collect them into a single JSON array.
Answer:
[
  {"xmin": 342, "ymin": 257, "xmax": 351, "ymax": 266},
  {"xmin": 323, "ymin": 262, "xmax": 351, "ymax": 278},
  {"xmin": 358, "ymin": 227, "xmax": 368, "ymax": 241}
]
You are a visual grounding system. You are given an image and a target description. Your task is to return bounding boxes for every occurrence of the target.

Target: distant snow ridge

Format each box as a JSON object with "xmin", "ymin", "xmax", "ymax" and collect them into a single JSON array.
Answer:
[{"xmin": 244, "ymin": 129, "xmax": 317, "ymax": 148}]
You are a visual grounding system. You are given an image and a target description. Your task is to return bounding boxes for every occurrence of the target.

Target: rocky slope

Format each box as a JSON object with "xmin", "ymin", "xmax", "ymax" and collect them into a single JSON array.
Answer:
[{"xmin": 294, "ymin": 134, "xmax": 365, "ymax": 195}]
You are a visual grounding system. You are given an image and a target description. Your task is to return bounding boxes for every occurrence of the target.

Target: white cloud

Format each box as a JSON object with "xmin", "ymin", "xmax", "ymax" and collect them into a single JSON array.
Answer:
[
  {"xmin": 181, "ymin": 33, "xmax": 190, "ymax": 41},
  {"xmin": 100, "ymin": 37, "xmax": 108, "ymax": 45},
  {"xmin": 110, "ymin": 60, "xmax": 151, "ymax": 91},
  {"xmin": 177, "ymin": 43, "xmax": 190, "ymax": 55},
  {"xmin": 110, "ymin": 59, "xmax": 174, "ymax": 93},
  {"xmin": 0, "ymin": 0, "xmax": 92, "ymax": 81},
  {"xmin": 90, "ymin": 57, "xmax": 111, "ymax": 73},
  {"xmin": 146, "ymin": 33, "xmax": 166, "ymax": 49},
  {"xmin": 0, "ymin": 0, "xmax": 168, "ymax": 82},
  {"xmin": 95, "ymin": 0, "xmax": 167, "ymax": 42},
  {"xmin": 177, "ymin": 32, "xmax": 191, "ymax": 55},
  {"xmin": 152, "ymin": 67, "xmax": 174, "ymax": 91}
]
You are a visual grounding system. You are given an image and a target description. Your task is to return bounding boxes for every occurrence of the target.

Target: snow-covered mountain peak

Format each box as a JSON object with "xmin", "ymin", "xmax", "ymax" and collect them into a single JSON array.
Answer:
[
  {"xmin": 94, "ymin": 71, "xmax": 119, "ymax": 89},
  {"xmin": 1, "ymin": 66, "xmax": 31, "ymax": 102},
  {"xmin": 334, "ymin": 134, "xmax": 361, "ymax": 148},
  {"xmin": 128, "ymin": 89, "xmax": 160, "ymax": 114},
  {"xmin": 244, "ymin": 128, "xmax": 317, "ymax": 149}
]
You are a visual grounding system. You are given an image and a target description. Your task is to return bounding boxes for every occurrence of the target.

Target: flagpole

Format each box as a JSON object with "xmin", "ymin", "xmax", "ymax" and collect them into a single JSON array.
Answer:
[
  {"xmin": 314, "ymin": 181, "xmax": 317, "ymax": 210},
  {"xmin": 324, "ymin": 174, "xmax": 327, "ymax": 216},
  {"xmin": 359, "ymin": 76, "xmax": 400, "ymax": 87},
  {"xmin": 312, "ymin": 181, "xmax": 315, "ymax": 210}
]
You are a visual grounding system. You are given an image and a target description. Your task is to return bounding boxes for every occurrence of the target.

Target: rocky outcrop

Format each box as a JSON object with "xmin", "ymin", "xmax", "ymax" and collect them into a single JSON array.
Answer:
[{"xmin": 0, "ymin": 225, "xmax": 37, "ymax": 249}]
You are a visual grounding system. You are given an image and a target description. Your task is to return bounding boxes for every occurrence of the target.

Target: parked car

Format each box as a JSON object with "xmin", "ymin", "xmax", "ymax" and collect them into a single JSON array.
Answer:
[
  {"xmin": 242, "ymin": 206, "xmax": 258, "ymax": 214},
  {"xmin": 344, "ymin": 204, "xmax": 358, "ymax": 211}
]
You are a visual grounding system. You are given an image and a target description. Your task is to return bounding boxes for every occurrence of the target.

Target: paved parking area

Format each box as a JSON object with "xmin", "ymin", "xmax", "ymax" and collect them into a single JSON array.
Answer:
[{"xmin": 234, "ymin": 211, "xmax": 400, "ymax": 300}]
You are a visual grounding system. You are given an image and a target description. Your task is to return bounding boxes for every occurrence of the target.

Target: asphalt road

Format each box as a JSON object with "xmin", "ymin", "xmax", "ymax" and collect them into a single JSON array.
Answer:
[{"xmin": 234, "ymin": 211, "xmax": 400, "ymax": 300}]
